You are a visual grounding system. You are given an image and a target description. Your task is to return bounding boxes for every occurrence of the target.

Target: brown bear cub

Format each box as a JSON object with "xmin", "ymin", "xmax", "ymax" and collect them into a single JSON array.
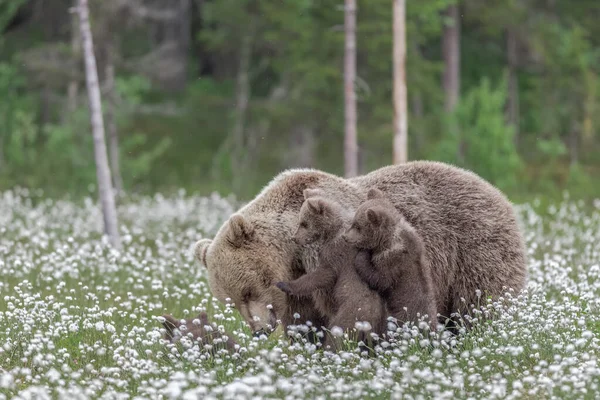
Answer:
[
  {"xmin": 275, "ymin": 189, "xmax": 387, "ymax": 351},
  {"xmin": 343, "ymin": 188, "xmax": 438, "ymax": 331},
  {"xmin": 161, "ymin": 312, "xmax": 238, "ymax": 352}
]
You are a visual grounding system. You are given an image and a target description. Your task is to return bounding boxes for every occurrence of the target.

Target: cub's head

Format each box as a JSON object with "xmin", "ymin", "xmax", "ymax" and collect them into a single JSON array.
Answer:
[
  {"xmin": 194, "ymin": 214, "xmax": 291, "ymax": 336},
  {"xmin": 343, "ymin": 188, "xmax": 397, "ymax": 250},
  {"xmin": 161, "ymin": 312, "xmax": 237, "ymax": 351},
  {"xmin": 292, "ymin": 189, "xmax": 344, "ymax": 245}
]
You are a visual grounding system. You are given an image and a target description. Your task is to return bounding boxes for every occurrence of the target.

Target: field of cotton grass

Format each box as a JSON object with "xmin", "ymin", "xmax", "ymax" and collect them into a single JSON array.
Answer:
[{"xmin": 1, "ymin": 189, "xmax": 600, "ymax": 399}]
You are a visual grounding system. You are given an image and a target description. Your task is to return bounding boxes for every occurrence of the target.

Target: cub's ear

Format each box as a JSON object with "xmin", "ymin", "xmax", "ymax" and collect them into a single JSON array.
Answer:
[
  {"xmin": 306, "ymin": 198, "xmax": 325, "ymax": 215},
  {"xmin": 162, "ymin": 314, "xmax": 180, "ymax": 338},
  {"xmin": 198, "ymin": 312, "xmax": 210, "ymax": 326},
  {"xmin": 303, "ymin": 188, "xmax": 323, "ymax": 200},
  {"xmin": 367, "ymin": 188, "xmax": 385, "ymax": 200},
  {"xmin": 366, "ymin": 208, "xmax": 382, "ymax": 226},
  {"xmin": 194, "ymin": 238, "xmax": 212, "ymax": 267},
  {"xmin": 227, "ymin": 214, "xmax": 255, "ymax": 247}
]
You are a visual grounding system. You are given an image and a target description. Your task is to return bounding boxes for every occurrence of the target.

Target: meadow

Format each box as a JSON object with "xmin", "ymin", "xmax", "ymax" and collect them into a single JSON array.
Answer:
[{"xmin": 1, "ymin": 189, "xmax": 599, "ymax": 399}]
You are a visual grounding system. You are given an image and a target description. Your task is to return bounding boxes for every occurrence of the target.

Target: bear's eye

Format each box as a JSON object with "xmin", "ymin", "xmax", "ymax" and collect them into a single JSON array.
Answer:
[{"xmin": 300, "ymin": 221, "xmax": 308, "ymax": 229}]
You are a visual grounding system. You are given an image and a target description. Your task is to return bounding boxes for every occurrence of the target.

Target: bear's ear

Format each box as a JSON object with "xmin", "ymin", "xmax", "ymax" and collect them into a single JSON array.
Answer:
[
  {"xmin": 162, "ymin": 314, "xmax": 180, "ymax": 338},
  {"xmin": 227, "ymin": 214, "xmax": 255, "ymax": 247},
  {"xmin": 194, "ymin": 238, "xmax": 212, "ymax": 268},
  {"xmin": 303, "ymin": 188, "xmax": 323, "ymax": 200},
  {"xmin": 306, "ymin": 198, "xmax": 325, "ymax": 215},
  {"xmin": 366, "ymin": 208, "xmax": 382, "ymax": 226},
  {"xmin": 367, "ymin": 188, "xmax": 385, "ymax": 200}
]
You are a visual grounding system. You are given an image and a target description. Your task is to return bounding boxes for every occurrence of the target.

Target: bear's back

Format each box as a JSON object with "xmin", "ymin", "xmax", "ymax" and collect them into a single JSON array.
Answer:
[{"xmin": 351, "ymin": 161, "xmax": 526, "ymax": 317}]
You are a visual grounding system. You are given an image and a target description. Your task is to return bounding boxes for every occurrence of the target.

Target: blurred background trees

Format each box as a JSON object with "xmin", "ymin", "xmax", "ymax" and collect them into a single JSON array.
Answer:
[{"xmin": 0, "ymin": 0, "xmax": 598, "ymax": 200}]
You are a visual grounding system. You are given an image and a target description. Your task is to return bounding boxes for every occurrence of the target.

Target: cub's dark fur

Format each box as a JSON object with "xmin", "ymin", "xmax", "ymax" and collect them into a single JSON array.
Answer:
[
  {"xmin": 161, "ymin": 312, "xmax": 237, "ymax": 352},
  {"xmin": 344, "ymin": 188, "xmax": 437, "ymax": 330},
  {"xmin": 275, "ymin": 189, "xmax": 387, "ymax": 350}
]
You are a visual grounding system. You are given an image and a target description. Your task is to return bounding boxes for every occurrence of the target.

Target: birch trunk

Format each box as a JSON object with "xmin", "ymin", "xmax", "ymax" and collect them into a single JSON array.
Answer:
[
  {"xmin": 442, "ymin": 4, "xmax": 462, "ymax": 161},
  {"xmin": 77, "ymin": 0, "xmax": 120, "ymax": 249},
  {"xmin": 392, "ymin": 0, "xmax": 408, "ymax": 164},
  {"xmin": 104, "ymin": 40, "xmax": 123, "ymax": 194},
  {"xmin": 344, "ymin": 0, "xmax": 358, "ymax": 177},
  {"xmin": 443, "ymin": 4, "xmax": 460, "ymax": 113}
]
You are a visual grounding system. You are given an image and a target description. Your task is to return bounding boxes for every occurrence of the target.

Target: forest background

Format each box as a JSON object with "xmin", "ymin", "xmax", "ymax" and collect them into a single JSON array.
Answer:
[{"xmin": 0, "ymin": 0, "xmax": 598, "ymax": 202}]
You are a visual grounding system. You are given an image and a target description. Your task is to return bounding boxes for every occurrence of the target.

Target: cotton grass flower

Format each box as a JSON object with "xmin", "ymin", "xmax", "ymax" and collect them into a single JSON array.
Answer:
[{"xmin": 1, "ymin": 192, "xmax": 600, "ymax": 398}]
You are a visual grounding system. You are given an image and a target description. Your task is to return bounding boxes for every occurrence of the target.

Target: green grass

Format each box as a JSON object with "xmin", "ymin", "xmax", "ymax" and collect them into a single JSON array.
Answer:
[{"xmin": 1, "ymin": 192, "xmax": 600, "ymax": 399}]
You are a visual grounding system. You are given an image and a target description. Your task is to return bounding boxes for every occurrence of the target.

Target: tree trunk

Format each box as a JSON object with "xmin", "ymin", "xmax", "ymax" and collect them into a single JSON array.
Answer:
[
  {"xmin": 442, "ymin": 4, "xmax": 460, "ymax": 113},
  {"xmin": 392, "ymin": 0, "xmax": 408, "ymax": 164},
  {"xmin": 344, "ymin": 0, "xmax": 358, "ymax": 177},
  {"xmin": 104, "ymin": 39, "xmax": 123, "ymax": 194},
  {"xmin": 231, "ymin": 20, "xmax": 255, "ymax": 193},
  {"xmin": 506, "ymin": 26, "xmax": 520, "ymax": 145},
  {"xmin": 442, "ymin": 4, "xmax": 461, "ymax": 161},
  {"xmin": 569, "ymin": 126, "xmax": 579, "ymax": 166},
  {"xmin": 412, "ymin": 91, "xmax": 424, "ymax": 153},
  {"xmin": 179, "ymin": 0, "xmax": 191, "ymax": 89},
  {"xmin": 77, "ymin": 0, "xmax": 120, "ymax": 249},
  {"xmin": 67, "ymin": 9, "xmax": 80, "ymax": 115},
  {"xmin": 288, "ymin": 126, "xmax": 315, "ymax": 168},
  {"xmin": 0, "ymin": 134, "xmax": 4, "ymax": 171}
]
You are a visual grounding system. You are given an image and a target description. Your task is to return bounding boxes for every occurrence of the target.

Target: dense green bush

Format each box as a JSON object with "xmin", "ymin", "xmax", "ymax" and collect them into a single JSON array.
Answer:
[{"xmin": 434, "ymin": 77, "xmax": 522, "ymax": 193}]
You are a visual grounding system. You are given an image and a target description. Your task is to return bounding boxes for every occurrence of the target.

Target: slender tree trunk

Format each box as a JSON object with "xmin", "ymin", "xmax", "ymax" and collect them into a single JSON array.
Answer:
[
  {"xmin": 231, "ymin": 20, "xmax": 254, "ymax": 193},
  {"xmin": 77, "ymin": 0, "xmax": 120, "ymax": 249},
  {"xmin": 179, "ymin": 0, "xmax": 191, "ymax": 89},
  {"xmin": 392, "ymin": 0, "xmax": 408, "ymax": 164},
  {"xmin": 344, "ymin": 0, "xmax": 358, "ymax": 177},
  {"xmin": 0, "ymin": 134, "xmax": 4, "ymax": 171},
  {"xmin": 412, "ymin": 91, "xmax": 424, "ymax": 152},
  {"xmin": 443, "ymin": 4, "xmax": 460, "ymax": 112},
  {"xmin": 506, "ymin": 26, "xmax": 520, "ymax": 145},
  {"xmin": 104, "ymin": 39, "xmax": 123, "ymax": 194},
  {"xmin": 67, "ymin": 10, "xmax": 80, "ymax": 115},
  {"xmin": 40, "ymin": 86, "xmax": 51, "ymax": 127},
  {"xmin": 288, "ymin": 126, "xmax": 315, "ymax": 168},
  {"xmin": 442, "ymin": 4, "xmax": 461, "ymax": 161},
  {"xmin": 569, "ymin": 126, "xmax": 579, "ymax": 166}
]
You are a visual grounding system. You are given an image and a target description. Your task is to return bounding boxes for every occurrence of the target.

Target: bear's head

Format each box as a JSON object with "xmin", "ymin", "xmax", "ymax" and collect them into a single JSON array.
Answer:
[
  {"xmin": 343, "ymin": 188, "xmax": 396, "ymax": 250},
  {"xmin": 195, "ymin": 214, "xmax": 293, "ymax": 335},
  {"xmin": 292, "ymin": 189, "xmax": 345, "ymax": 245},
  {"xmin": 194, "ymin": 169, "xmax": 364, "ymax": 337}
]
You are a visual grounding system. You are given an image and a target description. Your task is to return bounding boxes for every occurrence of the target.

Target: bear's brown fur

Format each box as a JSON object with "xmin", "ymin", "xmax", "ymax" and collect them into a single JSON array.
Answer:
[
  {"xmin": 343, "ymin": 188, "xmax": 437, "ymax": 330},
  {"xmin": 161, "ymin": 312, "xmax": 237, "ymax": 352},
  {"xmin": 275, "ymin": 189, "xmax": 387, "ymax": 350},
  {"xmin": 196, "ymin": 162, "xmax": 527, "ymax": 337}
]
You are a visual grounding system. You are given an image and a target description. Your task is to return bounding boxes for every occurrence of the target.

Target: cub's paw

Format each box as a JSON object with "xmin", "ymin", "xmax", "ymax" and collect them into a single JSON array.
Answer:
[{"xmin": 275, "ymin": 281, "xmax": 293, "ymax": 295}]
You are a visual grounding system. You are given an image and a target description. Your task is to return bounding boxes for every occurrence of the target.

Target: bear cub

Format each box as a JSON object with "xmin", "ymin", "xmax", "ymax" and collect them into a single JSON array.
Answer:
[
  {"xmin": 275, "ymin": 189, "xmax": 387, "ymax": 351},
  {"xmin": 161, "ymin": 312, "xmax": 238, "ymax": 352},
  {"xmin": 343, "ymin": 188, "xmax": 438, "ymax": 331}
]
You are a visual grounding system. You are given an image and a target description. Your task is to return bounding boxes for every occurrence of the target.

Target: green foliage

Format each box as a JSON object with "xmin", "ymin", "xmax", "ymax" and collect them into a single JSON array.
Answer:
[
  {"xmin": 434, "ymin": 77, "xmax": 522, "ymax": 192},
  {"xmin": 0, "ymin": 0, "xmax": 25, "ymax": 43},
  {"xmin": 0, "ymin": 0, "xmax": 598, "ymax": 199},
  {"xmin": 0, "ymin": 59, "xmax": 171, "ymax": 194}
]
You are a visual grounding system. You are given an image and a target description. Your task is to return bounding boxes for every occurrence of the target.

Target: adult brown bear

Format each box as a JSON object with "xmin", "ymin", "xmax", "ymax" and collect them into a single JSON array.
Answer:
[{"xmin": 195, "ymin": 161, "xmax": 527, "ymax": 336}]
